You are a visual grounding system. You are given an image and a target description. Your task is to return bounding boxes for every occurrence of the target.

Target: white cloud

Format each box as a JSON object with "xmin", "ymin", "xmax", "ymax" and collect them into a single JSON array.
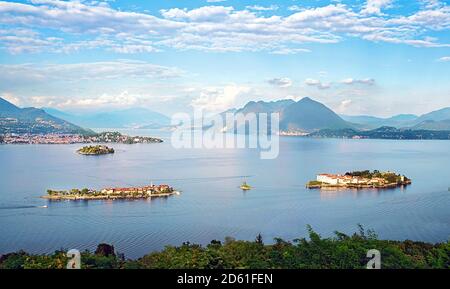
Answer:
[
  {"xmin": 58, "ymin": 91, "xmax": 139, "ymax": 108},
  {"xmin": 304, "ymin": 78, "xmax": 331, "ymax": 89},
  {"xmin": 438, "ymin": 56, "xmax": 450, "ymax": 62},
  {"xmin": 16, "ymin": 83, "xmax": 197, "ymax": 112},
  {"xmin": 160, "ymin": 6, "xmax": 234, "ymax": 21},
  {"xmin": 269, "ymin": 47, "xmax": 311, "ymax": 54},
  {"xmin": 361, "ymin": 0, "xmax": 393, "ymax": 15},
  {"xmin": 0, "ymin": 0, "xmax": 449, "ymax": 54},
  {"xmin": 0, "ymin": 60, "xmax": 183, "ymax": 82},
  {"xmin": 421, "ymin": 0, "xmax": 443, "ymax": 9},
  {"xmin": 288, "ymin": 5, "xmax": 303, "ymax": 12},
  {"xmin": 336, "ymin": 99, "xmax": 353, "ymax": 113},
  {"xmin": 267, "ymin": 77, "xmax": 292, "ymax": 88},
  {"xmin": 341, "ymin": 78, "xmax": 375, "ymax": 85},
  {"xmin": 286, "ymin": 4, "xmax": 349, "ymax": 22},
  {"xmin": 362, "ymin": 33, "xmax": 450, "ymax": 48},
  {"xmin": 190, "ymin": 84, "xmax": 251, "ymax": 112},
  {"xmin": 1, "ymin": 92, "xmax": 22, "ymax": 106},
  {"xmin": 0, "ymin": 28, "xmax": 161, "ymax": 54}
]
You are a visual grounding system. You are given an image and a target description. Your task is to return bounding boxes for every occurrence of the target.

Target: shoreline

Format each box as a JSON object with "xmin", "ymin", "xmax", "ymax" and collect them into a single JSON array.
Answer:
[
  {"xmin": 306, "ymin": 182, "xmax": 411, "ymax": 189},
  {"xmin": 307, "ymin": 170, "xmax": 412, "ymax": 190},
  {"xmin": 0, "ymin": 132, "xmax": 163, "ymax": 145}
]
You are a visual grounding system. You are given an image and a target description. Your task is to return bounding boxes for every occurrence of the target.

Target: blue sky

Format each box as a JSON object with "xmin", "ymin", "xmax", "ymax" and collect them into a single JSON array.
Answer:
[{"xmin": 0, "ymin": 0, "xmax": 449, "ymax": 116}]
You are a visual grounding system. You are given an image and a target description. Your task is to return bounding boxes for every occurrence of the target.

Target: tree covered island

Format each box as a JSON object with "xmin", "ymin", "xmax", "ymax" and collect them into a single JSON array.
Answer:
[
  {"xmin": 77, "ymin": 145, "xmax": 114, "ymax": 155},
  {"xmin": 43, "ymin": 184, "xmax": 180, "ymax": 200},
  {"xmin": 83, "ymin": 131, "xmax": 163, "ymax": 144},
  {"xmin": 307, "ymin": 170, "xmax": 411, "ymax": 189}
]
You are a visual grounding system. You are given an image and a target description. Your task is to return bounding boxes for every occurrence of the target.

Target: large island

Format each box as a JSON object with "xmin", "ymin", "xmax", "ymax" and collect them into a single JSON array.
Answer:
[
  {"xmin": 43, "ymin": 184, "xmax": 180, "ymax": 200},
  {"xmin": 307, "ymin": 170, "xmax": 411, "ymax": 189}
]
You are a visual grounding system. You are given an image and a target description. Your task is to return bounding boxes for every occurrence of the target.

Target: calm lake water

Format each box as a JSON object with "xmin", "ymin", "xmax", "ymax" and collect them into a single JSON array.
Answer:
[{"xmin": 1, "ymin": 130, "xmax": 449, "ymax": 258}]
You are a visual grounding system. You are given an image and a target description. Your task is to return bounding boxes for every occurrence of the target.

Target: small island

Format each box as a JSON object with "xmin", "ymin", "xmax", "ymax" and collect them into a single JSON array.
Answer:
[
  {"xmin": 77, "ymin": 145, "xmax": 114, "ymax": 155},
  {"xmin": 43, "ymin": 184, "xmax": 180, "ymax": 200},
  {"xmin": 306, "ymin": 170, "xmax": 411, "ymax": 189}
]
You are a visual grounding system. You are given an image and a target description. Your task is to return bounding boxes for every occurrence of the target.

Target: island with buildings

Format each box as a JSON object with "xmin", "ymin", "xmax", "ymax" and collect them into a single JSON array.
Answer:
[
  {"xmin": 77, "ymin": 145, "xmax": 114, "ymax": 155},
  {"xmin": 43, "ymin": 184, "xmax": 180, "ymax": 200},
  {"xmin": 306, "ymin": 170, "xmax": 411, "ymax": 189}
]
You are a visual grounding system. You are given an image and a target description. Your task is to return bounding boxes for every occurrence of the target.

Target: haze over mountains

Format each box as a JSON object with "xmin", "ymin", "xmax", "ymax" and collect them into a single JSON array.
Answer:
[
  {"xmin": 341, "ymin": 114, "xmax": 419, "ymax": 129},
  {"xmin": 43, "ymin": 107, "xmax": 170, "ymax": 129},
  {"xmin": 341, "ymin": 107, "xmax": 450, "ymax": 130}
]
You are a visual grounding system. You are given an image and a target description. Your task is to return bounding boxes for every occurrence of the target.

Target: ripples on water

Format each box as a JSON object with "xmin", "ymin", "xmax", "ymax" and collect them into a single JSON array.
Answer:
[{"xmin": 0, "ymin": 136, "xmax": 449, "ymax": 258}]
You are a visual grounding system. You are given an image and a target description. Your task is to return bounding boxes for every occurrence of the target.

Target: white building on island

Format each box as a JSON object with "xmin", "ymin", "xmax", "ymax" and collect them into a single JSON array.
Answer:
[
  {"xmin": 317, "ymin": 174, "xmax": 340, "ymax": 185},
  {"xmin": 316, "ymin": 174, "xmax": 373, "ymax": 185}
]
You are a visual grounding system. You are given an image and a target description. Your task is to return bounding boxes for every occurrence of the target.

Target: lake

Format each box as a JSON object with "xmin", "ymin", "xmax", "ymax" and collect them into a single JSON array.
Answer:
[{"xmin": 0, "ymin": 130, "xmax": 449, "ymax": 258}]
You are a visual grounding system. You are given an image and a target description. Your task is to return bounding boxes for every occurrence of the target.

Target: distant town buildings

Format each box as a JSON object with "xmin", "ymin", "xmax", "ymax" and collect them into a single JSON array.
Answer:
[
  {"xmin": 101, "ymin": 185, "xmax": 172, "ymax": 196},
  {"xmin": 0, "ymin": 132, "xmax": 163, "ymax": 144},
  {"xmin": 44, "ymin": 184, "xmax": 178, "ymax": 200},
  {"xmin": 1, "ymin": 133, "xmax": 86, "ymax": 144}
]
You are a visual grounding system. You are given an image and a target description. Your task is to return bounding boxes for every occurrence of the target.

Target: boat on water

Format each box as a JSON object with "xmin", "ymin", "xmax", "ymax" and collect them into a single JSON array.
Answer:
[{"xmin": 240, "ymin": 181, "xmax": 252, "ymax": 190}]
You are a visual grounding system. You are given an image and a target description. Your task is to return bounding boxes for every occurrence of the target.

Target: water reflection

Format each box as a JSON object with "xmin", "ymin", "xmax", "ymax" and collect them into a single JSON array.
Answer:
[{"xmin": 0, "ymin": 135, "xmax": 449, "ymax": 258}]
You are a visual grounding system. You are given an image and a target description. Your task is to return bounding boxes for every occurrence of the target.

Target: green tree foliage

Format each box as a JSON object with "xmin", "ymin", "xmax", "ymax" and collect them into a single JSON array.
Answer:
[
  {"xmin": 77, "ymin": 145, "xmax": 114, "ymax": 155},
  {"xmin": 1, "ymin": 226, "xmax": 448, "ymax": 269}
]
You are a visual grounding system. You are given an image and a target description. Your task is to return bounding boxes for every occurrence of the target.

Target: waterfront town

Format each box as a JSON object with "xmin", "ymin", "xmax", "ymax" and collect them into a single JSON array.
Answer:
[
  {"xmin": 43, "ymin": 184, "xmax": 180, "ymax": 200},
  {"xmin": 1, "ymin": 133, "xmax": 86, "ymax": 144},
  {"xmin": 306, "ymin": 170, "xmax": 411, "ymax": 189},
  {"xmin": 0, "ymin": 131, "xmax": 163, "ymax": 144}
]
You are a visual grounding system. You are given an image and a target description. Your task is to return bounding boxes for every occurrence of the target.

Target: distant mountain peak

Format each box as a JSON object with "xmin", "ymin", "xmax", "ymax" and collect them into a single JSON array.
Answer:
[
  {"xmin": 416, "ymin": 107, "xmax": 450, "ymax": 122},
  {"xmin": 43, "ymin": 106, "xmax": 170, "ymax": 129},
  {"xmin": 299, "ymin": 96, "xmax": 313, "ymax": 102},
  {"xmin": 280, "ymin": 97, "xmax": 351, "ymax": 132},
  {"xmin": 227, "ymin": 97, "xmax": 352, "ymax": 133},
  {"xmin": 237, "ymin": 99, "xmax": 295, "ymax": 115},
  {"xmin": 0, "ymin": 97, "xmax": 20, "ymax": 113},
  {"xmin": 0, "ymin": 97, "xmax": 91, "ymax": 135}
]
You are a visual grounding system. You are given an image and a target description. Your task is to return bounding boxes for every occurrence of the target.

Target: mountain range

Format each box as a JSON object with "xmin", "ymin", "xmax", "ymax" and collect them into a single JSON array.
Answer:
[
  {"xmin": 225, "ymin": 97, "xmax": 450, "ymax": 133},
  {"xmin": 43, "ymin": 107, "xmax": 170, "ymax": 129},
  {"xmin": 30, "ymin": 96, "xmax": 450, "ymax": 133},
  {"xmin": 341, "ymin": 107, "xmax": 450, "ymax": 131},
  {"xmin": 1, "ymin": 96, "xmax": 450, "ymax": 136},
  {"xmin": 0, "ymin": 97, "xmax": 92, "ymax": 135},
  {"xmin": 224, "ymin": 97, "xmax": 352, "ymax": 133}
]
